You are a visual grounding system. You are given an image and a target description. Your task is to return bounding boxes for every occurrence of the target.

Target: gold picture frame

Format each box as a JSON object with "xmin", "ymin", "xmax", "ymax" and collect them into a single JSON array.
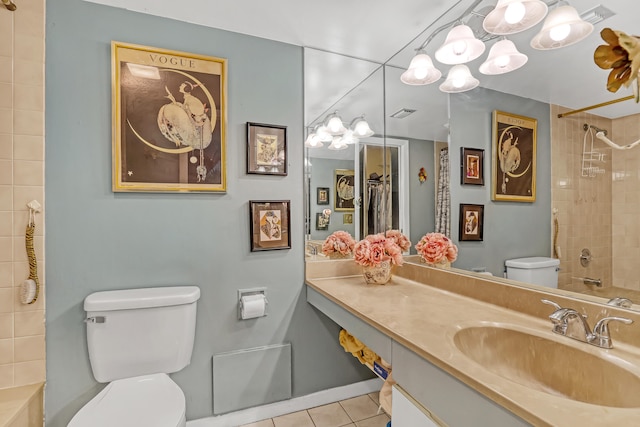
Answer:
[
  {"xmin": 112, "ymin": 41, "xmax": 227, "ymax": 192},
  {"xmin": 491, "ymin": 110, "xmax": 537, "ymax": 202},
  {"xmin": 334, "ymin": 169, "xmax": 355, "ymax": 212}
]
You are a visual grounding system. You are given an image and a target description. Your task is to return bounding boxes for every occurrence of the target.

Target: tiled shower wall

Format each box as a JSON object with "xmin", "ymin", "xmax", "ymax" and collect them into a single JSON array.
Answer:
[
  {"xmin": 612, "ymin": 113, "xmax": 640, "ymax": 290},
  {"xmin": 550, "ymin": 105, "xmax": 612, "ymax": 293},
  {"xmin": 0, "ymin": 1, "xmax": 46, "ymax": 389}
]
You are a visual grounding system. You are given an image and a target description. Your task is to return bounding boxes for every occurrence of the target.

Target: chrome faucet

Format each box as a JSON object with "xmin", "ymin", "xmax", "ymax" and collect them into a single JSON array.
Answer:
[
  {"xmin": 607, "ymin": 297, "xmax": 633, "ymax": 308},
  {"xmin": 541, "ymin": 299, "xmax": 633, "ymax": 349}
]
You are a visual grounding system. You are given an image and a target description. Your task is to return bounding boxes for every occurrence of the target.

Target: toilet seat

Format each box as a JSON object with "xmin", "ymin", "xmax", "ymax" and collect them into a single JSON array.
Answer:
[{"xmin": 68, "ymin": 373, "xmax": 186, "ymax": 427}]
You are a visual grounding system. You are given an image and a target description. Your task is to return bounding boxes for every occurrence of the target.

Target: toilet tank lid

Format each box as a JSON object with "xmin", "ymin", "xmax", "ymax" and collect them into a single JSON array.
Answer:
[
  {"xmin": 84, "ymin": 286, "xmax": 200, "ymax": 312},
  {"xmin": 505, "ymin": 257, "xmax": 560, "ymax": 269}
]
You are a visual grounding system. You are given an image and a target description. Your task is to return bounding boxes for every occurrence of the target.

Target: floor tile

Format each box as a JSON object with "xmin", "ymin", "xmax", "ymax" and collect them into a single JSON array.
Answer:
[
  {"xmin": 368, "ymin": 392, "xmax": 380, "ymax": 406},
  {"xmin": 340, "ymin": 395, "xmax": 380, "ymax": 422},
  {"xmin": 308, "ymin": 402, "xmax": 353, "ymax": 427},
  {"xmin": 272, "ymin": 410, "xmax": 315, "ymax": 427},
  {"xmin": 354, "ymin": 414, "xmax": 390, "ymax": 427},
  {"xmin": 239, "ymin": 419, "xmax": 274, "ymax": 427}
]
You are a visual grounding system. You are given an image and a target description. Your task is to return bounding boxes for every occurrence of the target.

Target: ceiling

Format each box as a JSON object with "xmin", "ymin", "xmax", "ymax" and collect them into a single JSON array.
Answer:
[{"xmin": 86, "ymin": 0, "xmax": 640, "ymax": 143}]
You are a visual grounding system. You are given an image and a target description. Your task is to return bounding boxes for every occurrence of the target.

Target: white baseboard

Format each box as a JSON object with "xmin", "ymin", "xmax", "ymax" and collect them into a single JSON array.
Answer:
[{"xmin": 187, "ymin": 378, "xmax": 382, "ymax": 427}]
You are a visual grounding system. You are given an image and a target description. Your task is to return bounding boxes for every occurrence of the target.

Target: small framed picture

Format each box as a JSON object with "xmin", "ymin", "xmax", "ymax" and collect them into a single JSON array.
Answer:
[
  {"xmin": 316, "ymin": 212, "xmax": 330, "ymax": 230},
  {"xmin": 249, "ymin": 200, "xmax": 291, "ymax": 251},
  {"xmin": 459, "ymin": 204, "xmax": 484, "ymax": 241},
  {"xmin": 335, "ymin": 169, "xmax": 355, "ymax": 211},
  {"xmin": 343, "ymin": 213, "xmax": 353, "ymax": 224},
  {"xmin": 247, "ymin": 122, "xmax": 287, "ymax": 175},
  {"xmin": 317, "ymin": 187, "xmax": 329, "ymax": 205},
  {"xmin": 460, "ymin": 147, "xmax": 484, "ymax": 185}
]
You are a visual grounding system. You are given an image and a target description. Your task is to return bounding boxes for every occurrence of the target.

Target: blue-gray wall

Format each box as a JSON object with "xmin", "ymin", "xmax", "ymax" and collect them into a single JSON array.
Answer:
[
  {"xmin": 407, "ymin": 138, "xmax": 435, "ymax": 253},
  {"xmin": 449, "ymin": 88, "xmax": 552, "ymax": 276},
  {"xmin": 45, "ymin": 1, "xmax": 371, "ymax": 425}
]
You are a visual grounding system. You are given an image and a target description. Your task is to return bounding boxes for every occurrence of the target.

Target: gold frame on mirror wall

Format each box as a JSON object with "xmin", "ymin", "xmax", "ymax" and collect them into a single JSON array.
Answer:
[
  {"xmin": 112, "ymin": 41, "xmax": 227, "ymax": 192},
  {"xmin": 334, "ymin": 169, "xmax": 355, "ymax": 212},
  {"xmin": 491, "ymin": 110, "xmax": 536, "ymax": 202}
]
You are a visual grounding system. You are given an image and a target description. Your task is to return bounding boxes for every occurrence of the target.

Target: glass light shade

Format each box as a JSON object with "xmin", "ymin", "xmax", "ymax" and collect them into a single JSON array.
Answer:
[
  {"xmin": 304, "ymin": 133, "xmax": 323, "ymax": 148},
  {"xmin": 314, "ymin": 124, "xmax": 333, "ymax": 142},
  {"xmin": 341, "ymin": 130, "xmax": 359, "ymax": 145},
  {"xmin": 483, "ymin": 0, "xmax": 548, "ymax": 35},
  {"xmin": 479, "ymin": 39, "xmax": 528, "ymax": 75},
  {"xmin": 439, "ymin": 65, "xmax": 479, "ymax": 93},
  {"xmin": 530, "ymin": 5, "xmax": 593, "ymax": 50},
  {"xmin": 323, "ymin": 112, "xmax": 347, "ymax": 135},
  {"xmin": 350, "ymin": 116, "xmax": 375, "ymax": 137},
  {"xmin": 435, "ymin": 25, "xmax": 486, "ymax": 65},
  {"xmin": 328, "ymin": 137, "xmax": 348, "ymax": 150},
  {"xmin": 400, "ymin": 52, "xmax": 442, "ymax": 85}
]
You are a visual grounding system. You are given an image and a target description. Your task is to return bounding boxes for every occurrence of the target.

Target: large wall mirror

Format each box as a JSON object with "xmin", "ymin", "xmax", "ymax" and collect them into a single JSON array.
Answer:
[{"xmin": 304, "ymin": 0, "xmax": 640, "ymax": 313}]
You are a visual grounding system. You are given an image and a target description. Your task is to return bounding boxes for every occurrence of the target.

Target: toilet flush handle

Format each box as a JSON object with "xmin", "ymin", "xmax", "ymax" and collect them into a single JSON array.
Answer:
[{"xmin": 84, "ymin": 316, "xmax": 106, "ymax": 324}]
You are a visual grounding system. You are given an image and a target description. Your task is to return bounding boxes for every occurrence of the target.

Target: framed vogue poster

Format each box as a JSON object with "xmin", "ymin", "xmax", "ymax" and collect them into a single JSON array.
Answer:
[
  {"xmin": 247, "ymin": 122, "xmax": 287, "ymax": 175},
  {"xmin": 112, "ymin": 41, "xmax": 227, "ymax": 192},
  {"xmin": 459, "ymin": 204, "xmax": 484, "ymax": 241},
  {"xmin": 249, "ymin": 200, "xmax": 291, "ymax": 251},
  {"xmin": 460, "ymin": 147, "xmax": 484, "ymax": 185},
  {"xmin": 491, "ymin": 110, "xmax": 537, "ymax": 202},
  {"xmin": 334, "ymin": 169, "xmax": 355, "ymax": 211}
]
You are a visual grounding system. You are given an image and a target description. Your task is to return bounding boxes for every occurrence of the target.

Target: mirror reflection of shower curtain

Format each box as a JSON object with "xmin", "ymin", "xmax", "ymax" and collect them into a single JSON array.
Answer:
[
  {"xmin": 435, "ymin": 148, "xmax": 450, "ymax": 236},
  {"xmin": 366, "ymin": 180, "xmax": 391, "ymax": 235}
]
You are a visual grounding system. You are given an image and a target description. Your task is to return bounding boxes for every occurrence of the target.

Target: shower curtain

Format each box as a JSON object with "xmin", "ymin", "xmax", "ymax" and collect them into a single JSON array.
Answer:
[{"xmin": 435, "ymin": 148, "xmax": 451, "ymax": 237}]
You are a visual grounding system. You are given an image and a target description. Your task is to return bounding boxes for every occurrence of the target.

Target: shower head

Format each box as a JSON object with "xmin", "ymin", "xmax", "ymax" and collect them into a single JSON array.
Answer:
[{"xmin": 583, "ymin": 123, "xmax": 608, "ymax": 136}]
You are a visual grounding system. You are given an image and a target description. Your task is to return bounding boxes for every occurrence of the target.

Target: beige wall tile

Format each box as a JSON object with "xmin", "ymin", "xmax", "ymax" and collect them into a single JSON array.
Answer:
[
  {"xmin": 12, "ymin": 186, "xmax": 42, "ymax": 214},
  {"xmin": 0, "ymin": 186, "xmax": 11, "ymax": 210},
  {"xmin": 0, "ymin": 338, "xmax": 13, "ymax": 364},
  {"xmin": 13, "ymin": 135, "xmax": 43, "ymax": 161},
  {"xmin": 0, "ymin": 262, "xmax": 11, "ymax": 287},
  {"xmin": 0, "ymin": 133, "xmax": 12, "ymax": 160},
  {"xmin": 0, "ymin": 16, "xmax": 12, "ymax": 58},
  {"xmin": 0, "ymin": 107, "xmax": 12, "ymax": 134},
  {"xmin": 0, "ymin": 56, "xmax": 11, "ymax": 84},
  {"xmin": 0, "ymin": 287, "xmax": 13, "ymax": 313},
  {"xmin": 14, "ymin": 335, "xmax": 44, "ymax": 362},
  {"xmin": 0, "ymin": 159, "xmax": 11, "ymax": 184},
  {"xmin": 12, "ymin": 261, "xmax": 29, "ymax": 284},
  {"xmin": 0, "ymin": 363, "xmax": 13, "ymax": 389},
  {"xmin": 13, "ymin": 34, "xmax": 43, "ymax": 64},
  {"xmin": 13, "ymin": 235, "xmax": 42, "ymax": 262},
  {"xmin": 13, "ymin": 311, "xmax": 43, "ymax": 337},
  {"xmin": 0, "ymin": 313, "xmax": 12, "ymax": 339},
  {"xmin": 0, "ymin": 237, "xmax": 12, "ymax": 262},
  {"xmin": 12, "ymin": 160, "xmax": 42, "ymax": 186},
  {"xmin": 13, "ymin": 359, "xmax": 44, "ymax": 386},
  {"xmin": 13, "ymin": 60, "xmax": 42, "ymax": 86},
  {"xmin": 13, "ymin": 84, "xmax": 43, "ymax": 111},
  {"xmin": 14, "ymin": 10, "xmax": 44, "ymax": 38},
  {"xmin": 0, "ymin": 211, "xmax": 11, "ymax": 236},
  {"xmin": 0, "ymin": 82, "xmax": 11, "ymax": 108},
  {"xmin": 13, "ymin": 110, "xmax": 43, "ymax": 136}
]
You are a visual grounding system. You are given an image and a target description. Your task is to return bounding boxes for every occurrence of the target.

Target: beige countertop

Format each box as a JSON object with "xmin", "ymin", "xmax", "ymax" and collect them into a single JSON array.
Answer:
[{"xmin": 306, "ymin": 261, "xmax": 640, "ymax": 426}]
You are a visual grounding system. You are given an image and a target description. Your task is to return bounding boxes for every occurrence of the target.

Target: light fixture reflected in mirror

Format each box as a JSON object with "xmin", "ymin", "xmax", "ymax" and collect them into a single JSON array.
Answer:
[
  {"xmin": 400, "ymin": 51, "xmax": 442, "ymax": 85},
  {"xmin": 439, "ymin": 64, "xmax": 479, "ymax": 93},
  {"xmin": 479, "ymin": 38, "xmax": 528, "ymax": 75},
  {"xmin": 350, "ymin": 116, "xmax": 375, "ymax": 137},
  {"xmin": 435, "ymin": 24, "xmax": 485, "ymax": 65},
  {"xmin": 530, "ymin": 4, "xmax": 593, "ymax": 50},
  {"xmin": 306, "ymin": 112, "xmax": 374, "ymax": 149},
  {"xmin": 323, "ymin": 112, "xmax": 347, "ymax": 135},
  {"xmin": 483, "ymin": 0, "xmax": 548, "ymax": 35}
]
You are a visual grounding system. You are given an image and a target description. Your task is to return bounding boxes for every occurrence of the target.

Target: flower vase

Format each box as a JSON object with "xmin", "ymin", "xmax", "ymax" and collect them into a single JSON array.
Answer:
[
  {"xmin": 423, "ymin": 258, "xmax": 451, "ymax": 269},
  {"xmin": 362, "ymin": 260, "xmax": 392, "ymax": 285}
]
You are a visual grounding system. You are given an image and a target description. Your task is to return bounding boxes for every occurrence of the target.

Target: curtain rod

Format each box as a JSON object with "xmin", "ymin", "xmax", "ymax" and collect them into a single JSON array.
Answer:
[{"xmin": 557, "ymin": 95, "xmax": 635, "ymax": 118}]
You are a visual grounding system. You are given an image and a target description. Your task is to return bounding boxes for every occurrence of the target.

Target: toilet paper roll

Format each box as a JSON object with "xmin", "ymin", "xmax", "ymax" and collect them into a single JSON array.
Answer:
[{"xmin": 241, "ymin": 294, "xmax": 267, "ymax": 319}]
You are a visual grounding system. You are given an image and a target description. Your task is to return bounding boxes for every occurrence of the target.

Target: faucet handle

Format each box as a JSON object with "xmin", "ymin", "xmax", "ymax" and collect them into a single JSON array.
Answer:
[
  {"xmin": 607, "ymin": 297, "xmax": 633, "ymax": 308},
  {"xmin": 541, "ymin": 299, "xmax": 562, "ymax": 310},
  {"xmin": 592, "ymin": 316, "xmax": 634, "ymax": 349}
]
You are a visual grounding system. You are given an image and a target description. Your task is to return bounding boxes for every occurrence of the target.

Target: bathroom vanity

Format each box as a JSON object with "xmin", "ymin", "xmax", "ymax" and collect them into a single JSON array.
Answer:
[{"xmin": 305, "ymin": 259, "xmax": 640, "ymax": 426}]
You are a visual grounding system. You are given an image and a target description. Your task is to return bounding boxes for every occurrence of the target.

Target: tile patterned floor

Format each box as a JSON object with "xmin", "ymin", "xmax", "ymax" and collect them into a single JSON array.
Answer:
[{"xmin": 240, "ymin": 393, "xmax": 390, "ymax": 427}]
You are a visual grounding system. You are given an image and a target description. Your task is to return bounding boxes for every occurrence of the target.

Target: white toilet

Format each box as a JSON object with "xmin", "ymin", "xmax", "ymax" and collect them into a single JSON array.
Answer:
[
  {"xmin": 505, "ymin": 257, "xmax": 560, "ymax": 288},
  {"xmin": 68, "ymin": 286, "xmax": 201, "ymax": 427}
]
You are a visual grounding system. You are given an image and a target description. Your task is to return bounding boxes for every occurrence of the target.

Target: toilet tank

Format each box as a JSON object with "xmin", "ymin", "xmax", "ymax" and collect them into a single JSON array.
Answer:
[
  {"xmin": 505, "ymin": 257, "xmax": 560, "ymax": 288},
  {"xmin": 84, "ymin": 286, "xmax": 200, "ymax": 383}
]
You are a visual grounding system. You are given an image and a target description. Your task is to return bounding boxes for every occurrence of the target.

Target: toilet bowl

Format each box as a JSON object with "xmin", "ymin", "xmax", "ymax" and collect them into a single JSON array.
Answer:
[
  {"xmin": 68, "ymin": 374, "xmax": 186, "ymax": 427},
  {"xmin": 68, "ymin": 286, "xmax": 200, "ymax": 427}
]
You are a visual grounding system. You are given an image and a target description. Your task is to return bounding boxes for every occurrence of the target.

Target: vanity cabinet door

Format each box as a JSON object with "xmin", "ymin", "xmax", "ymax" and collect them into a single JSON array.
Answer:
[{"xmin": 392, "ymin": 385, "xmax": 441, "ymax": 427}]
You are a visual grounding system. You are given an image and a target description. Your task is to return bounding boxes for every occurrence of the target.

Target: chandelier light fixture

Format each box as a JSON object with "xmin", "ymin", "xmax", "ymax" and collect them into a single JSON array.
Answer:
[
  {"xmin": 400, "ymin": 0, "xmax": 596, "ymax": 93},
  {"xmin": 305, "ymin": 112, "xmax": 374, "ymax": 150}
]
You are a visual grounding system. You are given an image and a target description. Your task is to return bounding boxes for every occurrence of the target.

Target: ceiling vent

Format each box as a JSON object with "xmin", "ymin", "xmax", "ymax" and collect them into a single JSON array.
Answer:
[
  {"xmin": 580, "ymin": 5, "xmax": 616, "ymax": 26},
  {"xmin": 390, "ymin": 108, "xmax": 416, "ymax": 119}
]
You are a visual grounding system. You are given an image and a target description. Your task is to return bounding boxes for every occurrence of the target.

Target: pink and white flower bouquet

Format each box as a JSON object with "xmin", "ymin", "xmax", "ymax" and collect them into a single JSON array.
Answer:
[
  {"xmin": 385, "ymin": 229, "xmax": 412, "ymax": 253},
  {"xmin": 353, "ymin": 233, "xmax": 406, "ymax": 267},
  {"xmin": 322, "ymin": 231, "xmax": 356, "ymax": 258},
  {"xmin": 414, "ymin": 232, "xmax": 458, "ymax": 265}
]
